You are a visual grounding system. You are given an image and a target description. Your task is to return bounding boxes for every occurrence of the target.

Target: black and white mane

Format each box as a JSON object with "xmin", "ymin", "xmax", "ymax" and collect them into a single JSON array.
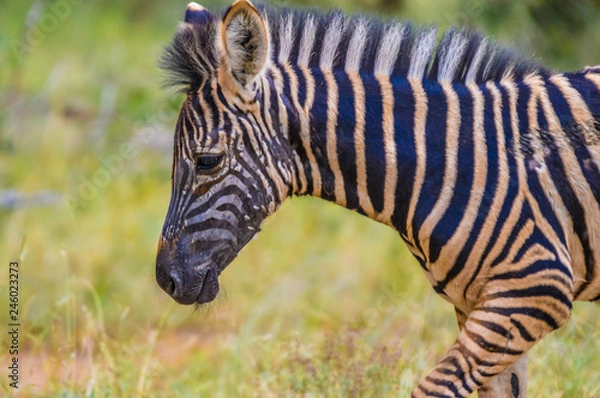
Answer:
[{"xmin": 161, "ymin": 4, "xmax": 549, "ymax": 91}]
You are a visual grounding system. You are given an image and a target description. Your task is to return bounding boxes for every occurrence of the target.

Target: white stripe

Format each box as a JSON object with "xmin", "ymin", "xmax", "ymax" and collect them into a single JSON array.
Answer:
[
  {"xmin": 408, "ymin": 28, "xmax": 437, "ymax": 80},
  {"xmin": 344, "ymin": 19, "xmax": 368, "ymax": 73},
  {"xmin": 481, "ymin": 46, "xmax": 498, "ymax": 82},
  {"xmin": 438, "ymin": 31, "xmax": 468, "ymax": 83},
  {"xmin": 320, "ymin": 14, "xmax": 345, "ymax": 70},
  {"xmin": 465, "ymin": 39, "xmax": 487, "ymax": 83},
  {"xmin": 277, "ymin": 13, "xmax": 295, "ymax": 64},
  {"xmin": 298, "ymin": 16, "xmax": 317, "ymax": 67},
  {"xmin": 374, "ymin": 23, "xmax": 405, "ymax": 77}
]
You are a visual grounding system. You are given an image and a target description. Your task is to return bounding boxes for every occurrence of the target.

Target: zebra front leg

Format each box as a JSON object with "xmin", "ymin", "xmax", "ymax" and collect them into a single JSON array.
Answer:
[
  {"xmin": 413, "ymin": 276, "xmax": 572, "ymax": 397},
  {"xmin": 455, "ymin": 307, "xmax": 527, "ymax": 397}
]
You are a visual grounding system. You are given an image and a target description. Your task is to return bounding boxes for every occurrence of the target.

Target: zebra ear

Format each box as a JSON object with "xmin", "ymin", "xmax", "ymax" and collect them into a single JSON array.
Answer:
[
  {"xmin": 185, "ymin": 2, "xmax": 214, "ymax": 25},
  {"xmin": 220, "ymin": 0, "xmax": 269, "ymax": 88}
]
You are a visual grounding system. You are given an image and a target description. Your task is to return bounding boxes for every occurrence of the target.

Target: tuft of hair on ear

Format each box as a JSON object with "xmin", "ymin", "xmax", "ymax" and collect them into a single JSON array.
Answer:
[
  {"xmin": 221, "ymin": 0, "xmax": 269, "ymax": 88},
  {"xmin": 160, "ymin": 6, "xmax": 219, "ymax": 93}
]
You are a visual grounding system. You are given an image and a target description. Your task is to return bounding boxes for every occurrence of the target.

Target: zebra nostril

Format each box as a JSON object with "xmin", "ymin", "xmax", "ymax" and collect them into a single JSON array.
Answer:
[
  {"xmin": 166, "ymin": 277, "xmax": 176, "ymax": 296},
  {"xmin": 166, "ymin": 272, "xmax": 181, "ymax": 298}
]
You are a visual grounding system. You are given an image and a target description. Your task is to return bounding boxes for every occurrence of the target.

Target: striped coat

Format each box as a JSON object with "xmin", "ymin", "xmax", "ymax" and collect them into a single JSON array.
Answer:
[{"xmin": 155, "ymin": 1, "xmax": 600, "ymax": 396}]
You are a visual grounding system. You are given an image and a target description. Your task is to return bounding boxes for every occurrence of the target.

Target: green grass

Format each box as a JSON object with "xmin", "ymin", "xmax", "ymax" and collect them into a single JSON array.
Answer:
[{"xmin": 1, "ymin": 0, "xmax": 600, "ymax": 397}]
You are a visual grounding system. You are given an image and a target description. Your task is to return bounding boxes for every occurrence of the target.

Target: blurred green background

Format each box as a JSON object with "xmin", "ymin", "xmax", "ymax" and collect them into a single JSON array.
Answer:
[{"xmin": 1, "ymin": 0, "xmax": 600, "ymax": 396}]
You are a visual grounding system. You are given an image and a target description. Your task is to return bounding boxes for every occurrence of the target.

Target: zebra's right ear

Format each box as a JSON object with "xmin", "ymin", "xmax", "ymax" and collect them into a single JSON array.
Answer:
[{"xmin": 220, "ymin": 0, "xmax": 269, "ymax": 90}]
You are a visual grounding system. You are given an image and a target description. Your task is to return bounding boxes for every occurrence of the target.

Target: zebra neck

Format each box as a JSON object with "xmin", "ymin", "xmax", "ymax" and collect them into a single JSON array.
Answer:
[{"xmin": 279, "ymin": 64, "xmax": 447, "ymax": 232}]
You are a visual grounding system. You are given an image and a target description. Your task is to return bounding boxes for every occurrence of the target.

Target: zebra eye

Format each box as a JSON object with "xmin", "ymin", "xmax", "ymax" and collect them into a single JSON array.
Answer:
[{"xmin": 196, "ymin": 154, "xmax": 224, "ymax": 173}]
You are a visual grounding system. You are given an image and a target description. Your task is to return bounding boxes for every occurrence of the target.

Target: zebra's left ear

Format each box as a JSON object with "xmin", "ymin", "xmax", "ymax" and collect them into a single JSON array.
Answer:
[{"xmin": 220, "ymin": 0, "xmax": 269, "ymax": 89}]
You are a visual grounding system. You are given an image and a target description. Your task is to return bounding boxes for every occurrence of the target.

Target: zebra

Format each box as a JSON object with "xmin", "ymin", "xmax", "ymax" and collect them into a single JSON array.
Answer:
[{"xmin": 155, "ymin": 1, "xmax": 600, "ymax": 396}]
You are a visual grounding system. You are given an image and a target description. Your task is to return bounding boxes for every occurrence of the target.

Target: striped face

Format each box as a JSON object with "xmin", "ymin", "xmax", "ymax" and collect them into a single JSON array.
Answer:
[
  {"xmin": 156, "ymin": 1, "xmax": 291, "ymax": 305},
  {"xmin": 156, "ymin": 93, "xmax": 273, "ymax": 305}
]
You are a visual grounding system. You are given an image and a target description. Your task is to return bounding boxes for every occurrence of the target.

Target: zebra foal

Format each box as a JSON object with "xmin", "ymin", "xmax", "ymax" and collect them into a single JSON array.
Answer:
[{"xmin": 155, "ymin": 1, "xmax": 600, "ymax": 396}]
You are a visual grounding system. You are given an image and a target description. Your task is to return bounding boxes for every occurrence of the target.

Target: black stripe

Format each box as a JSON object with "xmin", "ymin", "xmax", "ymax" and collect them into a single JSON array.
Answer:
[
  {"xmin": 469, "ymin": 318, "xmax": 514, "ymax": 340},
  {"xmin": 510, "ymin": 318, "xmax": 536, "ymax": 342},
  {"xmin": 424, "ymin": 376, "xmax": 462, "ymax": 397},
  {"xmin": 486, "ymin": 285, "xmax": 572, "ymax": 308},
  {"xmin": 411, "ymin": 80, "xmax": 448, "ymax": 255},
  {"xmin": 481, "ymin": 306, "xmax": 561, "ymax": 330},
  {"xmin": 390, "ymin": 77, "xmax": 416, "ymax": 235},
  {"xmin": 335, "ymin": 70, "xmax": 359, "ymax": 210},
  {"xmin": 464, "ymin": 329, "xmax": 524, "ymax": 356},
  {"xmin": 493, "ymin": 259, "xmax": 571, "ymax": 283},
  {"xmin": 309, "ymin": 68, "xmax": 336, "ymax": 202},
  {"xmin": 363, "ymin": 74, "xmax": 385, "ymax": 213},
  {"xmin": 186, "ymin": 184, "xmax": 247, "ymax": 220}
]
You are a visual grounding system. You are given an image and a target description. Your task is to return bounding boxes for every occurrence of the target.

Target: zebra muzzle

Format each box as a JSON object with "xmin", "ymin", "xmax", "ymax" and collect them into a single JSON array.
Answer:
[{"xmin": 156, "ymin": 244, "xmax": 220, "ymax": 305}]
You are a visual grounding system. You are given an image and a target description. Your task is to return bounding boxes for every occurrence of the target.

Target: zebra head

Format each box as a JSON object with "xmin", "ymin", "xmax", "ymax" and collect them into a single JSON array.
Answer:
[{"xmin": 156, "ymin": 1, "xmax": 296, "ymax": 305}]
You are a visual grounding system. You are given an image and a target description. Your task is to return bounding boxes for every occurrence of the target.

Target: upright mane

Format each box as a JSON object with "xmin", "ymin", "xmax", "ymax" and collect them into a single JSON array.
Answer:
[{"xmin": 161, "ymin": 3, "xmax": 549, "ymax": 92}]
